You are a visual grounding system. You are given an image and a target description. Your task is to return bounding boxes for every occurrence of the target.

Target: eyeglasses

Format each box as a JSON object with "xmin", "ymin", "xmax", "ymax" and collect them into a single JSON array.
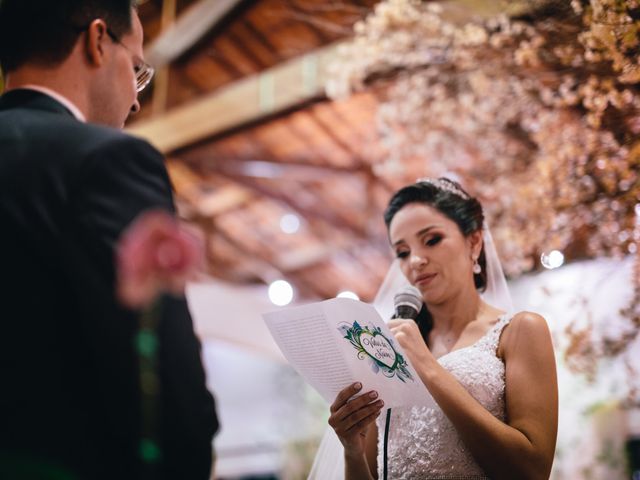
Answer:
[{"xmin": 106, "ymin": 28, "xmax": 155, "ymax": 94}]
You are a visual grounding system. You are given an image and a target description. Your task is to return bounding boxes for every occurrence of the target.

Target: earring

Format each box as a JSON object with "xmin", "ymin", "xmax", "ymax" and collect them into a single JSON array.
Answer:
[{"xmin": 473, "ymin": 259, "xmax": 481, "ymax": 274}]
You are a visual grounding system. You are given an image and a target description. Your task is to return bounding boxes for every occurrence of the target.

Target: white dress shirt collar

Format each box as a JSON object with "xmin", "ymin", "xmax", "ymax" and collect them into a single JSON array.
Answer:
[{"xmin": 19, "ymin": 85, "xmax": 86, "ymax": 122}]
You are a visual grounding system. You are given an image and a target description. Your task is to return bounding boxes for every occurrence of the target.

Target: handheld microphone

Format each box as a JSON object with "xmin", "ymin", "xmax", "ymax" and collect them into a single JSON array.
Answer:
[
  {"xmin": 393, "ymin": 285, "xmax": 422, "ymax": 320},
  {"xmin": 385, "ymin": 284, "xmax": 423, "ymax": 480}
]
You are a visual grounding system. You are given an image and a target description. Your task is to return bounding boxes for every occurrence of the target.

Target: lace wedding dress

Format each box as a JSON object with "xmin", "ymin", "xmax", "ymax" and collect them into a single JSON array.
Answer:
[{"xmin": 376, "ymin": 314, "xmax": 512, "ymax": 479}]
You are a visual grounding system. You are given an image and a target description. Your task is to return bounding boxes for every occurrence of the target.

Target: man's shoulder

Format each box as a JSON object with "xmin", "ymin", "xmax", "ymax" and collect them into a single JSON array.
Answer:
[
  {"xmin": 73, "ymin": 122, "xmax": 160, "ymax": 157},
  {"xmin": 1, "ymin": 106, "xmax": 160, "ymax": 158},
  {"xmin": 48, "ymin": 116, "xmax": 157, "ymax": 154}
]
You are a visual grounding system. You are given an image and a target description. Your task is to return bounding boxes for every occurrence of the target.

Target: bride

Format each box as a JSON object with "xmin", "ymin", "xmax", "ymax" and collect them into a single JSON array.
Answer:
[{"xmin": 310, "ymin": 178, "xmax": 558, "ymax": 479}]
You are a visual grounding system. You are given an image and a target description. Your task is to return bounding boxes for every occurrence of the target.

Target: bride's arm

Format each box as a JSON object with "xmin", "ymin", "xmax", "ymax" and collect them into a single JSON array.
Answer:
[{"xmin": 389, "ymin": 312, "xmax": 558, "ymax": 480}]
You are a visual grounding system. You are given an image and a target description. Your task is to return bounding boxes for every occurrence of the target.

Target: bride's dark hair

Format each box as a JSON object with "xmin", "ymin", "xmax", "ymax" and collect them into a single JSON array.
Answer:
[{"xmin": 383, "ymin": 178, "xmax": 486, "ymax": 341}]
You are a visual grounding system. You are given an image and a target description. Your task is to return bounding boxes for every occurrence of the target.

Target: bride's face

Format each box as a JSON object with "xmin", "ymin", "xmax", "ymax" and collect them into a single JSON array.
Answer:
[{"xmin": 388, "ymin": 203, "xmax": 481, "ymax": 305}]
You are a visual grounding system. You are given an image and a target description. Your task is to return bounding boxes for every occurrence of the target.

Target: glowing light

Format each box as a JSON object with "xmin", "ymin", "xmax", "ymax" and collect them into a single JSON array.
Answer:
[
  {"xmin": 280, "ymin": 214, "xmax": 301, "ymax": 234},
  {"xmin": 337, "ymin": 291, "xmax": 360, "ymax": 301},
  {"xmin": 541, "ymin": 250, "xmax": 565, "ymax": 269},
  {"xmin": 268, "ymin": 280, "xmax": 294, "ymax": 306}
]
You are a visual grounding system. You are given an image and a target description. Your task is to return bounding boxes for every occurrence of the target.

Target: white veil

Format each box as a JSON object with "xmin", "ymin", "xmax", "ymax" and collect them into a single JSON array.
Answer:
[{"xmin": 307, "ymin": 221, "xmax": 513, "ymax": 479}]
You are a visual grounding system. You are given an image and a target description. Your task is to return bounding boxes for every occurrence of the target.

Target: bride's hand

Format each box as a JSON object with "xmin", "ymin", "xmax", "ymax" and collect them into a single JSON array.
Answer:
[
  {"xmin": 388, "ymin": 318, "xmax": 432, "ymax": 366},
  {"xmin": 328, "ymin": 382, "xmax": 384, "ymax": 456}
]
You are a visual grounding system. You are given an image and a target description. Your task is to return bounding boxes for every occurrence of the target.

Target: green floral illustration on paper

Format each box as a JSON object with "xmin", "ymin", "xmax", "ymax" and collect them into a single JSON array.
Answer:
[{"xmin": 338, "ymin": 321, "xmax": 413, "ymax": 383}]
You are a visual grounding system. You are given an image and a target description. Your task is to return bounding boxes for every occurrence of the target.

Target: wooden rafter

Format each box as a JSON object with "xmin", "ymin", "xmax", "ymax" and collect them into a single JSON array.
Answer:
[
  {"xmin": 144, "ymin": 0, "xmax": 247, "ymax": 68},
  {"xmin": 167, "ymin": 159, "xmax": 254, "ymax": 217},
  {"xmin": 212, "ymin": 223, "xmax": 326, "ymax": 298},
  {"xmin": 151, "ymin": 0, "xmax": 176, "ymax": 115},
  {"xmin": 189, "ymin": 157, "xmax": 363, "ymax": 179},
  {"xmin": 196, "ymin": 186, "xmax": 253, "ymax": 217},
  {"xmin": 208, "ymin": 170, "xmax": 369, "ymax": 238},
  {"xmin": 127, "ymin": 42, "xmax": 343, "ymax": 153}
]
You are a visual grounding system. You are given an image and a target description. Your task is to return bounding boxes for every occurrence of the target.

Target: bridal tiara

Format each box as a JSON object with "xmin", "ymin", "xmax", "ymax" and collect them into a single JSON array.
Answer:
[{"xmin": 416, "ymin": 177, "xmax": 470, "ymax": 200}]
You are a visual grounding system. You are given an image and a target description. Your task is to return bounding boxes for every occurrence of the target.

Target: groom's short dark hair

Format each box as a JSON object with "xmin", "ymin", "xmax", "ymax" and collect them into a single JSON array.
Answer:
[{"xmin": 0, "ymin": 0, "xmax": 137, "ymax": 74}]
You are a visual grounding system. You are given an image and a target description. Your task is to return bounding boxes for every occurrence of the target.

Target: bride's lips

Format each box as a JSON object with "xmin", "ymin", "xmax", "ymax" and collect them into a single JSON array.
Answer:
[{"xmin": 414, "ymin": 273, "xmax": 437, "ymax": 287}]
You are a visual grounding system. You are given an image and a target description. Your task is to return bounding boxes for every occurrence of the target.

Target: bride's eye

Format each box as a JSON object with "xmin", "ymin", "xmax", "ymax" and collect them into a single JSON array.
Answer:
[
  {"xmin": 426, "ymin": 235, "xmax": 442, "ymax": 246},
  {"xmin": 396, "ymin": 250, "xmax": 409, "ymax": 259}
]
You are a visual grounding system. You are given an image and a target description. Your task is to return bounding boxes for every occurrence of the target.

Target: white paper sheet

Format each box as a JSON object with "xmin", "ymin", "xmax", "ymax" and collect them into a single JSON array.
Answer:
[{"xmin": 263, "ymin": 298, "xmax": 435, "ymax": 409}]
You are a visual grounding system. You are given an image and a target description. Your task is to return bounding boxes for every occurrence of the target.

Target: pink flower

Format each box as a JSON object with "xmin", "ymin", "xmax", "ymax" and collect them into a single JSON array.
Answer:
[{"xmin": 116, "ymin": 210, "xmax": 204, "ymax": 309}]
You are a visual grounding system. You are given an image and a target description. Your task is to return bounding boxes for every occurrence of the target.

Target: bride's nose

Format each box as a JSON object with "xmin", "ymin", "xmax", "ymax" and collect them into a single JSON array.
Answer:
[{"xmin": 410, "ymin": 252, "xmax": 428, "ymax": 268}]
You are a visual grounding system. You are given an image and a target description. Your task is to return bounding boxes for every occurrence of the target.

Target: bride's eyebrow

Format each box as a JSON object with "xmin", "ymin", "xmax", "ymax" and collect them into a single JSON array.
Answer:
[{"xmin": 392, "ymin": 226, "xmax": 440, "ymax": 247}]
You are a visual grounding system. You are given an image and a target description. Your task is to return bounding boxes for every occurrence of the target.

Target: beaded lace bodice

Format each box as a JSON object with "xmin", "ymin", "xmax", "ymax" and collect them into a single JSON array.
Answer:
[{"xmin": 376, "ymin": 314, "xmax": 512, "ymax": 479}]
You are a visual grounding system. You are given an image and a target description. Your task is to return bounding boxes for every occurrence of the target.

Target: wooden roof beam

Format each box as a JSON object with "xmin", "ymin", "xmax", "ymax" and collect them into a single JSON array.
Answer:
[
  {"xmin": 212, "ymin": 225, "xmax": 326, "ymax": 299},
  {"xmin": 144, "ymin": 0, "xmax": 246, "ymax": 68},
  {"xmin": 196, "ymin": 185, "xmax": 253, "ymax": 217},
  {"xmin": 211, "ymin": 171, "xmax": 369, "ymax": 238},
  {"xmin": 166, "ymin": 159, "xmax": 253, "ymax": 217},
  {"xmin": 193, "ymin": 158, "xmax": 363, "ymax": 180},
  {"xmin": 128, "ymin": 42, "xmax": 343, "ymax": 153}
]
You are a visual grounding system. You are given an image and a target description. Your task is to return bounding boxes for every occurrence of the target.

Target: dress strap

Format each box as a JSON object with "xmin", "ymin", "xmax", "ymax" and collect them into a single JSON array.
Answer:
[{"xmin": 475, "ymin": 313, "xmax": 513, "ymax": 355}]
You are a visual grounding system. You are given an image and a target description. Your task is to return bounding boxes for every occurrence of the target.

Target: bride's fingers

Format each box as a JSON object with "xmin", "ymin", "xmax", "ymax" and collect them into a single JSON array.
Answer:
[
  {"xmin": 330, "ymin": 382, "xmax": 362, "ymax": 413},
  {"xmin": 334, "ymin": 390, "xmax": 380, "ymax": 422},
  {"xmin": 329, "ymin": 397, "xmax": 384, "ymax": 434},
  {"xmin": 328, "ymin": 382, "xmax": 385, "ymax": 437},
  {"xmin": 389, "ymin": 320, "xmax": 413, "ymax": 334},
  {"xmin": 347, "ymin": 407, "xmax": 384, "ymax": 437}
]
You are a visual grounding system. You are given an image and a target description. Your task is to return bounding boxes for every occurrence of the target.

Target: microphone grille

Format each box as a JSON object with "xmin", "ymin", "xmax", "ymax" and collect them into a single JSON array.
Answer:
[{"xmin": 393, "ymin": 285, "xmax": 422, "ymax": 312}]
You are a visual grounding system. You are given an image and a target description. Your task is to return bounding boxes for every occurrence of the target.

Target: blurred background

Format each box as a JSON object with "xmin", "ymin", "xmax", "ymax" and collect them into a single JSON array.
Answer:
[{"xmin": 125, "ymin": 0, "xmax": 640, "ymax": 478}]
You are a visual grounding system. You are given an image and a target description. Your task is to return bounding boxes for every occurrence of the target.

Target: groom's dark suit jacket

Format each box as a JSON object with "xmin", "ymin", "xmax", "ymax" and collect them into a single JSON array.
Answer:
[{"xmin": 0, "ymin": 89, "xmax": 218, "ymax": 480}]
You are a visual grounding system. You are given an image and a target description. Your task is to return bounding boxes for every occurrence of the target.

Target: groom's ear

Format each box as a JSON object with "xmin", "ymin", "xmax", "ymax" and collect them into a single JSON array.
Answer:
[{"xmin": 85, "ymin": 19, "xmax": 108, "ymax": 67}]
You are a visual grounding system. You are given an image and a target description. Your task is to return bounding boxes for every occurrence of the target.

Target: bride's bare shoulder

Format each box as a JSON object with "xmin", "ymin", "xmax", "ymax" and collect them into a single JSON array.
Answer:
[
  {"xmin": 498, "ymin": 311, "xmax": 553, "ymax": 358},
  {"xmin": 510, "ymin": 311, "xmax": 548, "ymax": 328}
]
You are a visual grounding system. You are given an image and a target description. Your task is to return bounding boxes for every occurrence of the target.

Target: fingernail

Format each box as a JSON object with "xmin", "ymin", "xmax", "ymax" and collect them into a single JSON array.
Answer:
[
  {"xmin": 354, "ymin": 382, "xmax": 362, "ymax": 390},
  {"xmin": 379, "ymin": 400, "xmax": 384, "ymax": 407},
  {"xmin": 369, "ymin": 391, "xmax": 378, "ymax": 399}
]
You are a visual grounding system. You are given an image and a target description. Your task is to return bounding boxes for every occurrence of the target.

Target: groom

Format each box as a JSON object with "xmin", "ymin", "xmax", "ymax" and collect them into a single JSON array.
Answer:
[{"xmin": 0, "ymin": 1, "xmax": 218, "ymax": 479}]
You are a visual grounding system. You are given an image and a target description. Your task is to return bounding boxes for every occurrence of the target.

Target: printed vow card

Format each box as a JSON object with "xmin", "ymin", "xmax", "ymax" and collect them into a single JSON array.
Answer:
[{"xmin": 262, "ymin": 298, "xmax": 435, "ymax": 408}]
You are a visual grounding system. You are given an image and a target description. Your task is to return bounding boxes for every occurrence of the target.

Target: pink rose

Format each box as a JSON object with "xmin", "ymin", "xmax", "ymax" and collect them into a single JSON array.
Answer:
[{"xmin": 116, "ymin": 210, "xmax": 204, "ymax": 309}]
